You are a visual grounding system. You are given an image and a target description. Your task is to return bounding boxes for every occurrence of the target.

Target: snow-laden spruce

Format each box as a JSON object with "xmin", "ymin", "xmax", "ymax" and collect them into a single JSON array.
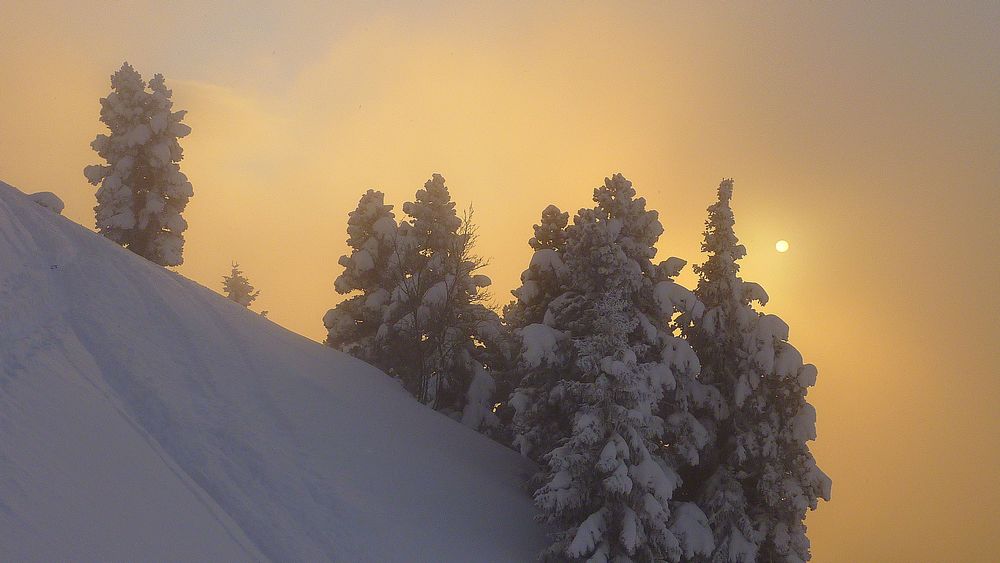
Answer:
[
  {"xmin": 511, "ymin": 174, "xmax": 714, "ymax": 561},
  {"xmin": 684, "ymin": 179, "xmax": 831, "ymax": 562},
  {"xmin": 325, "ymin": 175, "xmax": 505, "ymax": 431},
  {"xmin": 222, "ymin": 262, "xmax": 261, "ymax": 308},
  {"xmin": 504, "ymin": 204, "xmax": 572, "ymax": 458},
  {"xmin": 323, "ymin": 189, "xmax": 399, "ymax": 359},
  {"xmin": 503, "ymin": 204, "xmax": 569, "ymax": 331},
  {"xmin": 84, "ymin": 62, "xmax": 193, "ymax": 266}
]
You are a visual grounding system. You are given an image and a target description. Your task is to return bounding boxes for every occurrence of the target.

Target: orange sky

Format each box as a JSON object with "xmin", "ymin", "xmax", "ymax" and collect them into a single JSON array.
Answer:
[{"xmin": 2, "ymin": 2, "xmax": 998, "ymax": 560}]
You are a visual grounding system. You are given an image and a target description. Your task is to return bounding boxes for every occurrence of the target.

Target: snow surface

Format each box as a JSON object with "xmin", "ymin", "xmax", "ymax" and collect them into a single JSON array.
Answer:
[
  {"xmin": 0, "ymin": 181, "xmax": 545, "ymax": 561},
  {"xmin": 27, "ymin": 191, "xmax": 64, "ymax": 214}
]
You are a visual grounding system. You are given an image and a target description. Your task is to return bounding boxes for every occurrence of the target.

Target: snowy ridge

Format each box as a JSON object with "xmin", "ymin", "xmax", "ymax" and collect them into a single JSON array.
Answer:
[{"xmin": 0, "ymin": 181, "xmax": 545, "ymax": 561}]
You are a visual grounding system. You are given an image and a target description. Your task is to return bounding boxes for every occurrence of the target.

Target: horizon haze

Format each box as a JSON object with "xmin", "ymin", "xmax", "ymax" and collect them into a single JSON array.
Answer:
[{"xmin": 2, "ymin": 2, "xmax": 998, "ymax": 561}]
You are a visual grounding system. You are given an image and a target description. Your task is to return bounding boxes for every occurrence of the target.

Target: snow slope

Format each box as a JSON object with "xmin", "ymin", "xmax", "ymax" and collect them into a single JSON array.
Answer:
[{"xmin": 0, "ymin": 181, "xmax": 545, "ymax": 561}]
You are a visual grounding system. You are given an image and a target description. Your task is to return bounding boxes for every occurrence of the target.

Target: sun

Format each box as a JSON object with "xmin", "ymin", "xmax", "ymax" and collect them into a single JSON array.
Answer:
[{"xmin": 775, "ymin": 240, "xmax": 790, "ymax": 253}]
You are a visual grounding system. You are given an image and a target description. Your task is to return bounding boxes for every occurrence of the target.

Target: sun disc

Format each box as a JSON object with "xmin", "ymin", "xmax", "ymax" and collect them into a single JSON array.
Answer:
[{"xmin": 775, "ymin": 240, "xmax": 789, "ymax": 253}]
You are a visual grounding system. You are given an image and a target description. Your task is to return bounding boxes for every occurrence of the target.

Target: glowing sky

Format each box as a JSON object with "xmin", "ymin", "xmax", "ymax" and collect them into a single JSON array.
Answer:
[{"xmin": 2, "ymin": 2, "xmax": 998, "ymax": 560}]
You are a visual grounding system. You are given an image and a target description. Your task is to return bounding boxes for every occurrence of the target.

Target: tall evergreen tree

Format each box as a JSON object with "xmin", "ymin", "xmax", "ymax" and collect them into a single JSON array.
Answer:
[
  {"xmin": 521, "ymin": 174, "xmax": 713, "ymax": 561},
  {"xmin": 684, "ymin": 179, "xmax": 830, "ymax": 562},
  {"xmin": 506, "ymin": 204, "xmax": 572, "ymax": 459},
  {"xmin": 84, "ymin": 62, "xmax": 193, "ymax": 266},
  {"xmin": 323, "ymin": 189, "xmax": 399, "ymax": 359},
  {"xmin": 386, "ymin": 175, "xmax": 502, "ymax": 428},
  {"xmin": 222, "ymin": 262, "xmax": 261, "ymax": 307},
  {"xmin": 326, "ymin": 175, "xmax": 504, "ymax": 431}
]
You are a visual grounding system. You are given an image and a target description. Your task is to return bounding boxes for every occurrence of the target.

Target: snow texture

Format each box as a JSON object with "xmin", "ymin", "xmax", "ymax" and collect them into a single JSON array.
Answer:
[
  {"xmin": 528, "ymin": 248, "xmax": 565, "ymax": 273},
  {"xmin": 670, "ymin": 502, "xmax": 716, "ymax": 560},
  {"xmin": 0, "ymin": 181, "xmax": 545, "ymax": 562},
  {"xmin": 27, "ymin": 191, "xmax": 64, "ymax": 214},
  {"xmin": 654, "ymin": 279, "xmax": 703, "ymax": 318},
  {"xmin": 661, "ymin": 256, "xmax": 687, "ymax": 278},
  {"xmin": 460, "ymin": 364, "xmax": 499, "ymax": 429},
  {"xmin": 741, "ymin": 281, "xmax": 769, "ymax": 305},
  {"xmin": 518, "ymin": 323, "xmax": 565, "ymax": 368}
]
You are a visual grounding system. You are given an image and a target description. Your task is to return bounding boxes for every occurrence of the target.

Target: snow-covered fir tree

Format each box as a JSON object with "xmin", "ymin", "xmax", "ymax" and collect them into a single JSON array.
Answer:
[
  {"xmin": 505, "ymin": 204, "xmax": 573, "ymax": 459},
  {"xmin": 678, "ymin": 179, "xmax": 761, "ymax": 562},
  {"xmin": 751, "ymin": 320, "xmax": 830, "ymax": 563},
  {"xmin": 386, "ymin": 174, "xmax": 503, "ymax": 429},
  {"xmin": 519, "ymin": 174, "xmax": 714, "ymax": 561},
  {"xmin": 323, "ymin": 189, "xmax": 399, "ymax": 360},
  {"xmin": 684, "ymin": 179, "xmax": 831, "ymax": 562},
  {"xmin": 84, "ymin": 63, "xmax": 194, "ymax": 266},
  {"xmin": 503, "ymin": 204, "xmax": 569, "ymax": 329},
  {"xmin": 325, "ymin": 175, "xmax": 504, "ymax": 432},
  {"xmin": 222, "ymin": 262, "xmax": 260, "ymax": 308}
]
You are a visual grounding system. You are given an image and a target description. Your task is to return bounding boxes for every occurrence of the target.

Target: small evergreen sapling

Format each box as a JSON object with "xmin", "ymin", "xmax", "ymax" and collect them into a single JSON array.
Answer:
[{"xmin": 222, "ymin": 262, "xmax": 260, "ymax": 308}]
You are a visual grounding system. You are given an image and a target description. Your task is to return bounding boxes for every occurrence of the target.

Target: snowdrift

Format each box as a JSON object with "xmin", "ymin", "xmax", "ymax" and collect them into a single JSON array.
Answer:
[{"xmin": 0, "ymin": 181, "xmax": 545, "ymax": 561}]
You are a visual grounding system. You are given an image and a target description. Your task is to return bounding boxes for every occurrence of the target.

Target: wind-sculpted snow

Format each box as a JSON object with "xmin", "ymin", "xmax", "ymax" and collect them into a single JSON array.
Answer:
[
  {"xmin": 27, "ymin": 191, "xmax": 64, "ymax": 214},
  {"xmin": 0, "ymin": 181, "xmax": 545, "ymax": 561}
]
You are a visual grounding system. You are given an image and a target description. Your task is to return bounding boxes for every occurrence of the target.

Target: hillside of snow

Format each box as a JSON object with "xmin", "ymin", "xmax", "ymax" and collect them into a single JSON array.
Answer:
[{"xmin": 0, "ymin": 180, "xmax": 546, "ymax": 561}]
